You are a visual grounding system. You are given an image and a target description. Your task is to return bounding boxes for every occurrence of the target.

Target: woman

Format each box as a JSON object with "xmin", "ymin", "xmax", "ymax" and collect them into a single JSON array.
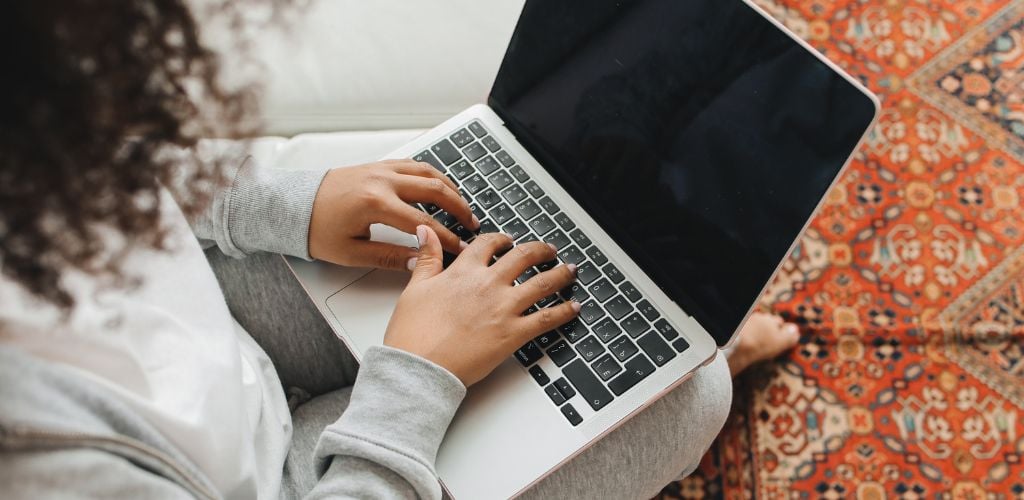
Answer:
[{"xmin": 0, "ymin": 1, "xmax": 798, "ymax": 498}]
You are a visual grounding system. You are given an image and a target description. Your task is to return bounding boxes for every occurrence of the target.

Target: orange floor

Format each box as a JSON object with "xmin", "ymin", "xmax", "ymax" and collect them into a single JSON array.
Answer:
[{"xmin": 659, "ymin": 0, "xmax": 1024, "ymax": 497}]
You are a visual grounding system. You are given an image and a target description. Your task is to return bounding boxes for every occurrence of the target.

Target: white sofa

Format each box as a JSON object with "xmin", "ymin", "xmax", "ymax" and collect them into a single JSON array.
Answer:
[{"xmin": 233, "ymin": 0, "xmax": 525, "ymax": 170}]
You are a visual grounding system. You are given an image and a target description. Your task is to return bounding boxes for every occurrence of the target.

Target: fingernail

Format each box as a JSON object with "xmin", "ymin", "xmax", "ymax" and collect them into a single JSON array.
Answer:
[
  {"xmin": 784, "ymin": 324, "xmax": 799, "ymax": 335},
  {"xmin": 459, "ymin": 240, "xmax": 469, "ymax": 251},
  {"xmin": 406, "ymin": 257, "xmax": 417, "ymax": 271},
  {"xmin": 570, "ymin": 301, "xmax": 582, "ymax": 313},
  {"xmin": 416, "ymin": 225, "xmax": 427, "ymax": 247},
  {"xmin": 566, "ymin": 263, "xmax": 578, "ymax": 275},
  {"xmin": 547, "ymin": 243, "xmax": 558, "ymax": 252},
  {"xmin": 472, "ymin": 214, "xmax": 481, "ymax": 229}
]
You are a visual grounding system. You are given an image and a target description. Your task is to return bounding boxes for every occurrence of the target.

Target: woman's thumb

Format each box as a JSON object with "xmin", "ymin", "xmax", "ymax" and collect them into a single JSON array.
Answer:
[{"xmin": 409, "ymin": 225, "xmax": 443, "ymax": 282}]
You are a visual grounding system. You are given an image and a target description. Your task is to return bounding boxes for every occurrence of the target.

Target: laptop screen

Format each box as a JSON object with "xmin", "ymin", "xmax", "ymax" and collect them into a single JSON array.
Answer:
[{"xmin": 489, "ymin": 0, "xmax": 877, "ymax": 346}]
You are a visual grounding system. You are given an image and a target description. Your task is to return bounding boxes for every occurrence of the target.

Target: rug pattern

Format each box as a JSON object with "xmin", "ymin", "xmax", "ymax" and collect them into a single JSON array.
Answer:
[{"xmin": 658, "ymin": 1, "xmax": 1024, "ymax": 498}]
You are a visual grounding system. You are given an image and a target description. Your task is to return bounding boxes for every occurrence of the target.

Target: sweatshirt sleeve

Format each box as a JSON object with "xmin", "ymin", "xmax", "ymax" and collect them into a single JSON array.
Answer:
[
  {"xmin": 306, "ymin": 346, "xmax": 467, "ymax": 500},
  {"xmin": 187, "ymin": 155, "xmax": 328, "ymax": 260}
]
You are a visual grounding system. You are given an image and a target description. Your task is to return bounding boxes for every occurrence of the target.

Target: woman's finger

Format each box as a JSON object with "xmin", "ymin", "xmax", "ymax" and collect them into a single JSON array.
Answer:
[
  {"xmin": 490, "ymin": 241, "xmax": 557, "ymax": 282},
  {"xmin": 375, "ymin": 200, "xmax": 467, "ymax": 254},
  {"xmin": 390, "ymin": 160, "xmax": 459, "ymax": 193},
  {"xmin": 516, "ymin": 301, "xmax": 581, "ymax": 343},
  {"xmin": 454, "ymin": 232, "xmax": 514, "ymax": 267},
  {"xmin": 511, "ymin": 264, "xmax": 577, "ymax": 311},
  {"xmin": 392, "ymin": 174, "xmax": 477, "ymax": 230}
]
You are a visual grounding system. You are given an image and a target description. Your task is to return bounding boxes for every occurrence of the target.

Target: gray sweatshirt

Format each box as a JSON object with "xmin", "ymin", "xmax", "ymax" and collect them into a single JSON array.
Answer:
[{"xmin": 0, "ymin": 158, "xmax": 466, "ymax": 499}]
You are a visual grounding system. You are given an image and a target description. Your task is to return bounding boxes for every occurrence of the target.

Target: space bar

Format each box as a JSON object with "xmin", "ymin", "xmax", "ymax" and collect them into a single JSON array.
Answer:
[{"xmin": 562, "ymin": 360, "xmax": 614, "ymax": 411}]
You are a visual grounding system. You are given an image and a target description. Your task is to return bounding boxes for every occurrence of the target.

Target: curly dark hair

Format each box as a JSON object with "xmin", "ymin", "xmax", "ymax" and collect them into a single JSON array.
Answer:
[{"xmin": 1, "ymin": 1, "xmax": 280, "ymax": 309}]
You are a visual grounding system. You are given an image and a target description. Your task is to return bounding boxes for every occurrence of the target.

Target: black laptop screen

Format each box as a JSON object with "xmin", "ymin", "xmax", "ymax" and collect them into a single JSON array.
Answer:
[{"xmin": 489, "ymin": 0, "xmax": 877, "ymax": 346}]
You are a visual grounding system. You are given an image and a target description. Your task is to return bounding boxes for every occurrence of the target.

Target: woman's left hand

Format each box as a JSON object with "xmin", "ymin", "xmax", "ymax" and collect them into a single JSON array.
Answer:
[{"xmin": 308, "ymin": 160, "xmax": 479, "ymax": 270}]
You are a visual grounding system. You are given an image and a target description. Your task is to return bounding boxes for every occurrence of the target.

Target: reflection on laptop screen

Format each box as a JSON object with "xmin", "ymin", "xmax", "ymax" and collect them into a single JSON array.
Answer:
[{"xmin": 489, "ymin": 0, "xmax": 876, "ymax": 345}]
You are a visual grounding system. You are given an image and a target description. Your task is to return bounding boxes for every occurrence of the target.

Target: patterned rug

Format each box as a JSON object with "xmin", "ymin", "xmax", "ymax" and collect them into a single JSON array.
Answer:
[{"xmin": 658, "ymin": 0, "xmax": 1024, "ymax": 497}]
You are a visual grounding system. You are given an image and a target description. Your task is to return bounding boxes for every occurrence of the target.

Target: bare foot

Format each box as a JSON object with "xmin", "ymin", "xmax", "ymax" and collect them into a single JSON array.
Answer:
[{"xmin": 727, "ymin": 313, "xmax": 800, "ymax": 377}]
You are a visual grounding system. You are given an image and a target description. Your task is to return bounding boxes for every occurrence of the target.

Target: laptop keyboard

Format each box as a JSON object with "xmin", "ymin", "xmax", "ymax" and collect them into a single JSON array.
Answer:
[{"xmin": 411, "ymin": 121, "xmax": 691, "ymax": 426}]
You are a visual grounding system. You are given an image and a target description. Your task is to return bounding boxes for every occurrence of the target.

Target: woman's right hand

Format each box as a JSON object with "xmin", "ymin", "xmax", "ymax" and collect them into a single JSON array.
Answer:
[{"xmin": 383, "ymin": 226, "xmax": 581, "ymax": 386}]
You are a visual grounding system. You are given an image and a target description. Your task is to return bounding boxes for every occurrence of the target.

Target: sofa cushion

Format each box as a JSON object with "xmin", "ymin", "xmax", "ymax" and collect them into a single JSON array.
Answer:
[{"xmin": 244, "ymin": 0, "xmax": 524, "ymax": 136}]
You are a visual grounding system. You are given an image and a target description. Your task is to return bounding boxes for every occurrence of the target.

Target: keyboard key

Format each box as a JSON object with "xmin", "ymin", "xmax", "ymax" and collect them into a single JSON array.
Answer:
[
  {"xmin": 653, "ymin": 319, "xmax": 679, "ymax": 341},
  {"xmin": 554, "ymin": 212, "xmax": 576, "ymax": 231},
  {"xmin": 619, "ymin": 282, "xmax": 642, "ymax": 302},
  {"xmin": 450, "ymin": 128, "xmax": 474, "ymax": 148},
  {"xmin": 517, "ymin": 233, "xmax": 539, "ymax": 244},
  {"xmin": 515, "ymin": 199, "xmax": 542, "ymax": 221},
  {"xmin": 491, "ymin": 204, "xmax": 515, "ymax": 225},
  {"xmin": 468, "ymin": 121, "xmax": 487, "ymax": 138},
  {"xmin": 517, "ymin": 266, "xmax": 538, "ymax": 284},
  {"xmin": 576, "ymin": 262, "xmax": 601, "ymax": 285},
  {"xmin": 450, "ymin": 160, "xmax": 474, "ymax": 179},
  {"xmin": 637, "ymin": 332, "xmax": 676, "ymax": 366},
  {"xmin": 477, "ymin": 189, "xmax": 502, "ymax": 209},
  {"xmin": 546, "ymin": 230, "xmax": 571, "ymax": 250},
  {"xmin": 557, "ymin": 246, "xmax": 586, "ymax": 265},
  {"xmin": 637, "ymin": 300, "xmax": 659, "ymax": 321},
  {"xmin": 467, "ymin": 203, "xmax": 484, "ymax": 220},
  {"xmin": 569, "ymin": 229, "xmax": 592, "ymax": 249},
  {"xmin": 594, "ymin": 318, "xmax": 622, "ymax": 343},
  {"xmin": 545, "ymin": 384, "xmax": 566, "ymax": 405},
  {"xmin": 501, "ymin": 185, "xmax": 528, "ymax": 205},
  {"xmin": 488, "ymin": 170, "xmax": 514, "ymax": 190},
  {"xmin": 537, "ymin": 293, "xmax": 561, "ymax": 308},
  {"xmin": 463, "ymin": 174, "xmax": 488, "ymax": 194},
  {"xmin": 621, "ymin": 313, "xmax": 650, "ymax": 338},
  {"xmin": 464, "ymin": 142, "xmax": 487, "ymax": 161},
  {"xmin": 561, "ymin": 403, "xmax": 583, "ymax": 426},
  {"xmin": 530, "ymin": 214, "xmax": 557, "ymax": 236},
  {"xmin": 515, "ymin": 341, "xmax": 542, "ymax": 366},
  {"xmin": 546, "ymin": 340, "xmax": 576, "ymax": 367},
  {"xmin": 502, "ymin": 220, "xmax": 530, "ymax": 240},
  {"xmin": 538, "ymin": 196, "xmax": 559, "ymax": 214},
  {"xmin": 413, "ymin": 150, "xmax": 445, "ymax": 173},
  {"xmin": 528, "ymin": 365, "xmax": 550, "ymax": 385},
  {"xmin": 479, "ymin": 219, "xmax": 499, "ymax": 234},
  {"xmin": 482, "ymin": 135, "xmax": 502, "ymax": 152},
  {"xmin": 535, "ymin": 331, "xmax": 560, "ymax": 348},
  {"xmin": 558, "ymin": 319, "xmax": 588, "ymax": 343},
  {"xmin": 561, "ymin": 282, "xmax": 590, "ymax": 303},
  {"xmin": 605, "ymin": 295, "xmax": 633, "ymax": 320},
  {"xmin": 431, "ymin": 139, "xmax": 462, "ymax": 165},
  {"xmin": 609, "ymin": 336, "xmax": 639, "ymax": 361},
  {"xmin": 420, "ymin": 203, "xmax": 441, "ymax": 215},
  {"xmin": 563, "ymin": 359, "xmax": 614, "ymax": 411},
  {"xmin": 672, "ymin": 337, "xmax": 691, "ymax": 353},
  {"xmin": 578, "ymin": 301, "xmax": 606, "ymax": 325},
  {"xmin": 575, "ymin": 336, "xmax": 605, "ymax": 362},
  {"xmin": 592, "ymin": 355, "xmax": 623, "ymax": 381},
  {"xmin": 608, "ymin": 355, "xmax": 655, "ymax": 396},
  {"xmin": 433, "ymin": 211, "xmax": 458, "ymax": 228},
  {"xmin": 452, "ymin": 224, "xmax": 473, "ymax": 241},
  {"xmin": 475, "ymin": 156, "xmax": 501, "ymax": 175},
  {"xmin": 603, "ymin": 264, "xmax": 624, "ymax": 284},
  {"xmin": 554, "ymin": 377, "xmax": 576, "ymax": 399},
  {"xmin": 495, "ymin": 150, "xmax": 515, "ymax": 167},
  {"xmin": 586, "ymin": 246, "xmax": 608, "ymax": 265},
  {"xmin": 509, "ymin": 164, "xmax": 529, "ymax": 182},
  {"xmin": 588, "ymin": 279, "xmax": 616, "ymax": 303},
  {"xmin": 524, "ymin": 180, "xmax": 544, "ymax": 199}
]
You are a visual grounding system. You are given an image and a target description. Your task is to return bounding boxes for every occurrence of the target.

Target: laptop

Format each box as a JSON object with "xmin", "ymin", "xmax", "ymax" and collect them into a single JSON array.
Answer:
[{"xmin": 287, "ymin": 0, "xmax": 879, "ymax": 497}]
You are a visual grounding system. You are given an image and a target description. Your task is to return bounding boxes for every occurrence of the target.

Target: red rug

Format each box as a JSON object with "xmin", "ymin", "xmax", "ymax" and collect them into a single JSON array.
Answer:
[{"xmin": 659, "ymin": 0, "xmax": 1024, "ymax": 497}]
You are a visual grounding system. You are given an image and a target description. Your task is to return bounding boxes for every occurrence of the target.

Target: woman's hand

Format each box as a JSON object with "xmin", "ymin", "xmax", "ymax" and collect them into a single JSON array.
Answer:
[
  {"xmin": 308, "ymin": 160, "xmax": 479, "ymax": 270},
  {"xmin": 384, "ymin": 226, "xmax": 581, "ymax": 386}
]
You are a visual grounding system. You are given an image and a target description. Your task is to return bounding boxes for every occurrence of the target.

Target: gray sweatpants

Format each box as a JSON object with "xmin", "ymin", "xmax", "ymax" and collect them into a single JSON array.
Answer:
[{"xmin": 206, "ymin": 250, "xmax": 732, "ymax": 499}]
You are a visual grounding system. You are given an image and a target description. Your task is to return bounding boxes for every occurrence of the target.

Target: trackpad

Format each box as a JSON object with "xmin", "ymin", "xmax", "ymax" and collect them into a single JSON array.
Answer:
[{"xmin": 325, "ymin": 270, "xmax": 410, "ymax": 356}]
